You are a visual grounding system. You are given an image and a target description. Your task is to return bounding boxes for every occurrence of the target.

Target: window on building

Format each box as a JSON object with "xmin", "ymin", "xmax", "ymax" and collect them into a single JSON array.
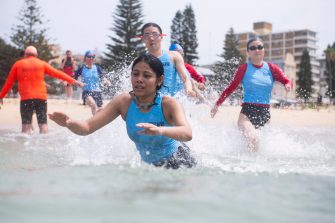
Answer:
[
  {"xmin": 294, "ymin": 31, "xmax": 307, "ymax": 36},
  {"xmin": 307, "ymin": 31, "xmax": 316, "ymax": 37},
  {"xmin": 295, "ymin": 39, "xmax": 307, "ymax": 45},
  {"xmin": 271, "ymin": 33, "xmax": 283, "ymax": 40},
  {"xmin": 285, "ymin": 49, "xmax": 293, "ymax": 54},
  {"xmin": 294, "ymin": 48, "xmax": 304, "ymax": 53},
  {"xmin": 285, "ymin": 32, "xmax": 294, "ymax": 39},
  {"xmin": 272, "ymin": 41, "xmax": 282, "ymax": 48},
  {"xmin": 262, "ymin": 35, "xmax": 270, "ymax": 41},
  {"xmin": 285, "ymin": 41, "xmax": 293, "ymax": 47},
  {"xmin": 272, "ymin": 49, "xmax": 283, "ymax": 56}
]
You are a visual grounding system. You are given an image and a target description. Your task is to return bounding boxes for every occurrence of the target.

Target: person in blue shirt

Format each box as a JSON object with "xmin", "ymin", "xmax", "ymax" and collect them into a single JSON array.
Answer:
[
  {"xmin": 49, "ymin": 54, "xmax": 196, "ymax": 169},
  {"xmin": 140, "ymin": 23, "xmax": 195, "ymax": 97},
  {"xmin": 210, "ymin": 38, "xmax": 292, "ymax": 151},
  {"xmin": 75, "ymin": 50, "xmax": 109, "ymax": 115}
]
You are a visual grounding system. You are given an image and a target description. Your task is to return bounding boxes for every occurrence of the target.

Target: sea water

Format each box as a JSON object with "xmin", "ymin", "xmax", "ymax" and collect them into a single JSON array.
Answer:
[{"xmin": 0, "ymin": 101, "xmax": 335, "ymax": 223}]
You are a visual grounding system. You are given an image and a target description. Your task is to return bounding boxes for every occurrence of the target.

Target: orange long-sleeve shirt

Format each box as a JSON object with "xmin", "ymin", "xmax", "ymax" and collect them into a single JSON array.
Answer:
[{"xmin": 0, "ymin": 56, "xmax": 76, "ymax": 100}]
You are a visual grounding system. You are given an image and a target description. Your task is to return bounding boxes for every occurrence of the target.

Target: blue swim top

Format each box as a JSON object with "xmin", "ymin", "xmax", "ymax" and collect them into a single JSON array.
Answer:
[
  {"xmin": 242, "ymin": 62, "xmax": 274, "ymax": 104},
  {"xmin": 158, "ymin": 50, "xmax": 184, "ymax": 96},
  {"xmin": 126, "ymin": 92, "xmax": 181, "ymax": 164},
  {"xmin": 75, "ymin": 64, "xmax": 102, "ymax": 92}
]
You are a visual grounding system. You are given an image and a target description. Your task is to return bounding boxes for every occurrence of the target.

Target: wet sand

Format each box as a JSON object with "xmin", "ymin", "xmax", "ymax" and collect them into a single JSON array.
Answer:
[{"xmin": 1, "ymin": 98, "xmax": 335, "ymax": 130}]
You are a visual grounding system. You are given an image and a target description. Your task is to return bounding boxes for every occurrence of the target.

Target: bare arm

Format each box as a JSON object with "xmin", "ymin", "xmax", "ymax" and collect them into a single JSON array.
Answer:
[
  {"xmin": 0, "ymin": 64, "xmax": 18, "ymax": 99},
  {"xmin": 71, "ymin": 58, "xmax": 77, "ymax": 70},
  {"xmin": 48, "ymin": 93, "xmax": 129, "ymax": 135},
  {"xmin": 60, "ymin": 58, "xmax": 65, "ymax": 69},
  {"xmin": 171, "ymin": 51, "xmax": 196, "ymax": 97},
  {"xmin": 137, "ymin": 96, "xmax": 192, "ymax": 141},
  {"xmin": 210, "ymin": 64, "xmax": 247, "ymax": 118}
]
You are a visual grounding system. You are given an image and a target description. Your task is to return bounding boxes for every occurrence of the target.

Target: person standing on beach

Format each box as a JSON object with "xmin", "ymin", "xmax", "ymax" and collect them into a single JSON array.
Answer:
[
  {"xmin": 210, "ymin": 38, "xmax": 292, "ymax": 151},
  {"xmin": 169, "ymin": 43, "xmax": 206, "ymax": 91},
  {"xmin": 140, "ymin": 23, "xmax": 195, "ymax": 97},
  {"xmin": 0, "ymin": 46, "xmax": 84, "ymax": 134},
  {"xmin": 61, "ymin": 50, "xmax": 76, "ymax": 101},
  {"xmin": 49, "ymin": 54, "xmax": 196, "ymax": 169},
  {"xmin": 75, "ymin": 50, "xmax": 110, "ymax": 115}
]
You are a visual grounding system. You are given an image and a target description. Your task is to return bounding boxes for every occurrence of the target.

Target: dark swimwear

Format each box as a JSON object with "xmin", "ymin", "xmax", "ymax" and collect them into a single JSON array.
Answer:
[
  {"xmin": 241, "ymin": 103, "xmax": 270, "ymax": 129},
  {"xmin": 153, "ymin": 143, "xmax": 197, "ymax": 169}
]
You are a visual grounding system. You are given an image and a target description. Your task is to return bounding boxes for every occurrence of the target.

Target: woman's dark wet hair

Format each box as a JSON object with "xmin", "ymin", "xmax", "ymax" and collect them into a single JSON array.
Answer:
[
  {"xmin": 141, "ymin": 22, "xmax": 162, "ymax": 35},
  {"xmin": 247, "ymin": 37, "xmax": 264, "ymax": 50},
  {"xmin": 132, "ymin": 54, "xmax": 164, "ymax": 90}
]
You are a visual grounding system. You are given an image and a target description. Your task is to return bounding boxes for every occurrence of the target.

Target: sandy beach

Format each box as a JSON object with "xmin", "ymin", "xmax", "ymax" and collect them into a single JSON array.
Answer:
[{"xmin": 1, "ymin": 98, "xmax": 335, "ymax": 130}]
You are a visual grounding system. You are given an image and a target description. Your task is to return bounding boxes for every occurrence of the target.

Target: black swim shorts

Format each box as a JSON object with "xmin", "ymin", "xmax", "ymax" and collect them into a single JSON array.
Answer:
[
  {"xmin": 241, "ymin": 103, "xmax": 270, "ymax": 129},
  {"xmin": 20, "ymin": 99, "xmax": 47, "ymax": 124},
  {"xmin": 154, "ymin": 143, "xmax": 197, "ymax": 169},
  {"xmin": 82, "ymin": 91, "xmax": 103, "ymax": 107}
]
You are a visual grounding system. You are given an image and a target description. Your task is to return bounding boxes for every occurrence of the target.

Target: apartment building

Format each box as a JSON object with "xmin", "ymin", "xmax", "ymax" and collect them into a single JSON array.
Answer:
[{"xmin": 236, "ymin": 22, "xmax": 320, "ymax": 100}]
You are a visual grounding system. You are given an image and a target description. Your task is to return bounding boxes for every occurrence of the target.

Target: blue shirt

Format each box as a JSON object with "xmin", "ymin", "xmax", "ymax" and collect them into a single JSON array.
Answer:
[
  {"xmin": 126, "ymin": 93, "xmax": 181, "ymax": 164},
  {"xmin": 242, "ymin": 62, "xmax": 274, "ymax": 104},
  {"xmin": 158, "ymin": 50, "xmax": 184, "ymax": 96},
  {"xmin": 75, "ymin": 64, "xmax": 102, "ymax": 92}
]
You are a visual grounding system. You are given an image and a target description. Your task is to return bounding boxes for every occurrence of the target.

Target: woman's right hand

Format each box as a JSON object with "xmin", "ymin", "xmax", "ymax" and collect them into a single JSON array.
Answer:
[
  {"xmin": 210, "ymin": 105, "xmax": 219, "ymax": 118},
  {"xmin": 74, "ymin": 80, "xmax": 85, "ymax": 88},
  {"xmin": 48, "ymin": 112, "xmax": 70, "ymax": 127}
]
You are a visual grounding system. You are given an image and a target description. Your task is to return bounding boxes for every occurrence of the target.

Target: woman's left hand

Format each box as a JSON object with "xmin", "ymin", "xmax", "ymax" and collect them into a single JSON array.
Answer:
[
  {"xmin": 136, "ymin": 123, "xmax": 162, "ymax": 135},
  {"xmin": 48, "ymin": 112, "xmax": 71, "ymax": 127}
]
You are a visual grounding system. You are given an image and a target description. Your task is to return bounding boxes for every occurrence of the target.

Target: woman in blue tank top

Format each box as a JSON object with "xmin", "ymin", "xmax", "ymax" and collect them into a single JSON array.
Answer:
[
  {"xmin": 140, "ymin": 23, "xmax": 196, "ymax": 97},
  {"xmin": 49, "ymin": 54, "xmax": 196, "ymax": 169}
]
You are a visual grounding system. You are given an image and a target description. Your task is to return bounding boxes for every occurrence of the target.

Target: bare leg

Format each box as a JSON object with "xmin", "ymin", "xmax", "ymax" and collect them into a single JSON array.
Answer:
[
  {"xmin": 85, "ymin": 96, "xmax": 98, "ymax": 115},
  {"xmin": 237, "ymin": 113, "xmax": 259, "ymax": 151},
  {"xmin": 66, "ymin": 85, "xmax": 73, "ymax": 100},
  {"xmin": 38, "ymin": 124, "xmax": 48, "ymax": 134},
  {"xmin": 22, "ymin": 124, "xmax": 33, "ymax": 134}
]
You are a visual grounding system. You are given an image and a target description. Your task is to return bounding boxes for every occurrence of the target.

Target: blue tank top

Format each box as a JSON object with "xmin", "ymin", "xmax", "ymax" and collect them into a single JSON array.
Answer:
[
  {"xmin": 158, "ymin": 50, "xmax": 184, "ymax": 96},
  {"xmin": 80, "ymin": 65, "xmax": 102, "ymax": 92},
  {"xmin": 126, "ymin": 93, "xmax": 181, "ymax": 164},
  {"xmin": 242, "ymin": 62, "xmax": 274, "ymax": 104}
]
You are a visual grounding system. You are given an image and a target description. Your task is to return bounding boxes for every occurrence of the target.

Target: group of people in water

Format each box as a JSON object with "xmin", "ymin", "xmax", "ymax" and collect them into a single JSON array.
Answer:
[{"xmin": 0, "ymin": 22, "xmax": 292, "ymax": 169}]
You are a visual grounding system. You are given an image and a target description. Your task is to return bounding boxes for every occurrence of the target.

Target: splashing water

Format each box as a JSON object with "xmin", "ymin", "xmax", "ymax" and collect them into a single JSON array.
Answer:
[{"xmin": 1, "ymin": 69, "xmax": 335, "ymax": 222}]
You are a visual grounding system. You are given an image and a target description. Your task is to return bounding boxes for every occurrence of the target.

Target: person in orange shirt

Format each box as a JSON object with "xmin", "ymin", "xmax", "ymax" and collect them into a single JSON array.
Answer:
[{"xmin": 0, "ymin": 46, "xmax": 84, "ymax": 134}]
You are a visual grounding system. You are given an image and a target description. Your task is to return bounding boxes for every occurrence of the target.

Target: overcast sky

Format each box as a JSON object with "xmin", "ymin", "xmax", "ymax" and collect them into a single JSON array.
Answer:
[{"xmin": 0, "ymin": 0, "xmax": 334, "ymax": 65}]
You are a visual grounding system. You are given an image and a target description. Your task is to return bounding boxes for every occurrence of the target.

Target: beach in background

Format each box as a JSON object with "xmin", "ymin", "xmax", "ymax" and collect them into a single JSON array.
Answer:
[{"xmin": 1, "ymin": 98, "xmax": 335, "ymax": 130}]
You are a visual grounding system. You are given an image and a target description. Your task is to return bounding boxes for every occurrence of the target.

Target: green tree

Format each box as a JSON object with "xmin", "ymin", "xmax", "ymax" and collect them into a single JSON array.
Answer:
[
  {"xmin": 103, "ymin": 0, "xmax": 145, "ymax": 71},
  {"xmin": 182, "ymin": 4, "xmax": 198, "ymax": 64},
  {"xmin": 0, "ymin": 38, "xmax": 21, "ymax": 92},
  {"xmin": 212, "ymin": 27, "xmax": 244, "ymax": 103},
  {"xmin": 103, "ymin": 0, "xmax": 145, "ymax": 96},
  {"xmin": 296, "ymin": 49, "xmax": 314, "ymax": 102},
  {"xmin": 324, "ymin": 43, "xmax": 335, "ymax": 104},
  {"xmin": 170, "ymin": 10, "xmax": 184, "ymax": 46},
  {"xmin": 10, "ymin": 0, "xmax": 54, "ymax": 62},
  {"xmin": 169, "ymin": 4, "xmax": 199, "ymax": 64}
]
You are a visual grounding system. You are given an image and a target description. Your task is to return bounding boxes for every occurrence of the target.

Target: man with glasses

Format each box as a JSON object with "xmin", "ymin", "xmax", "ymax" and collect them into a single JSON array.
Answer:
[{"xmin": 140, "ymin": 23, "xmax": 195, "ymax": 97}]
